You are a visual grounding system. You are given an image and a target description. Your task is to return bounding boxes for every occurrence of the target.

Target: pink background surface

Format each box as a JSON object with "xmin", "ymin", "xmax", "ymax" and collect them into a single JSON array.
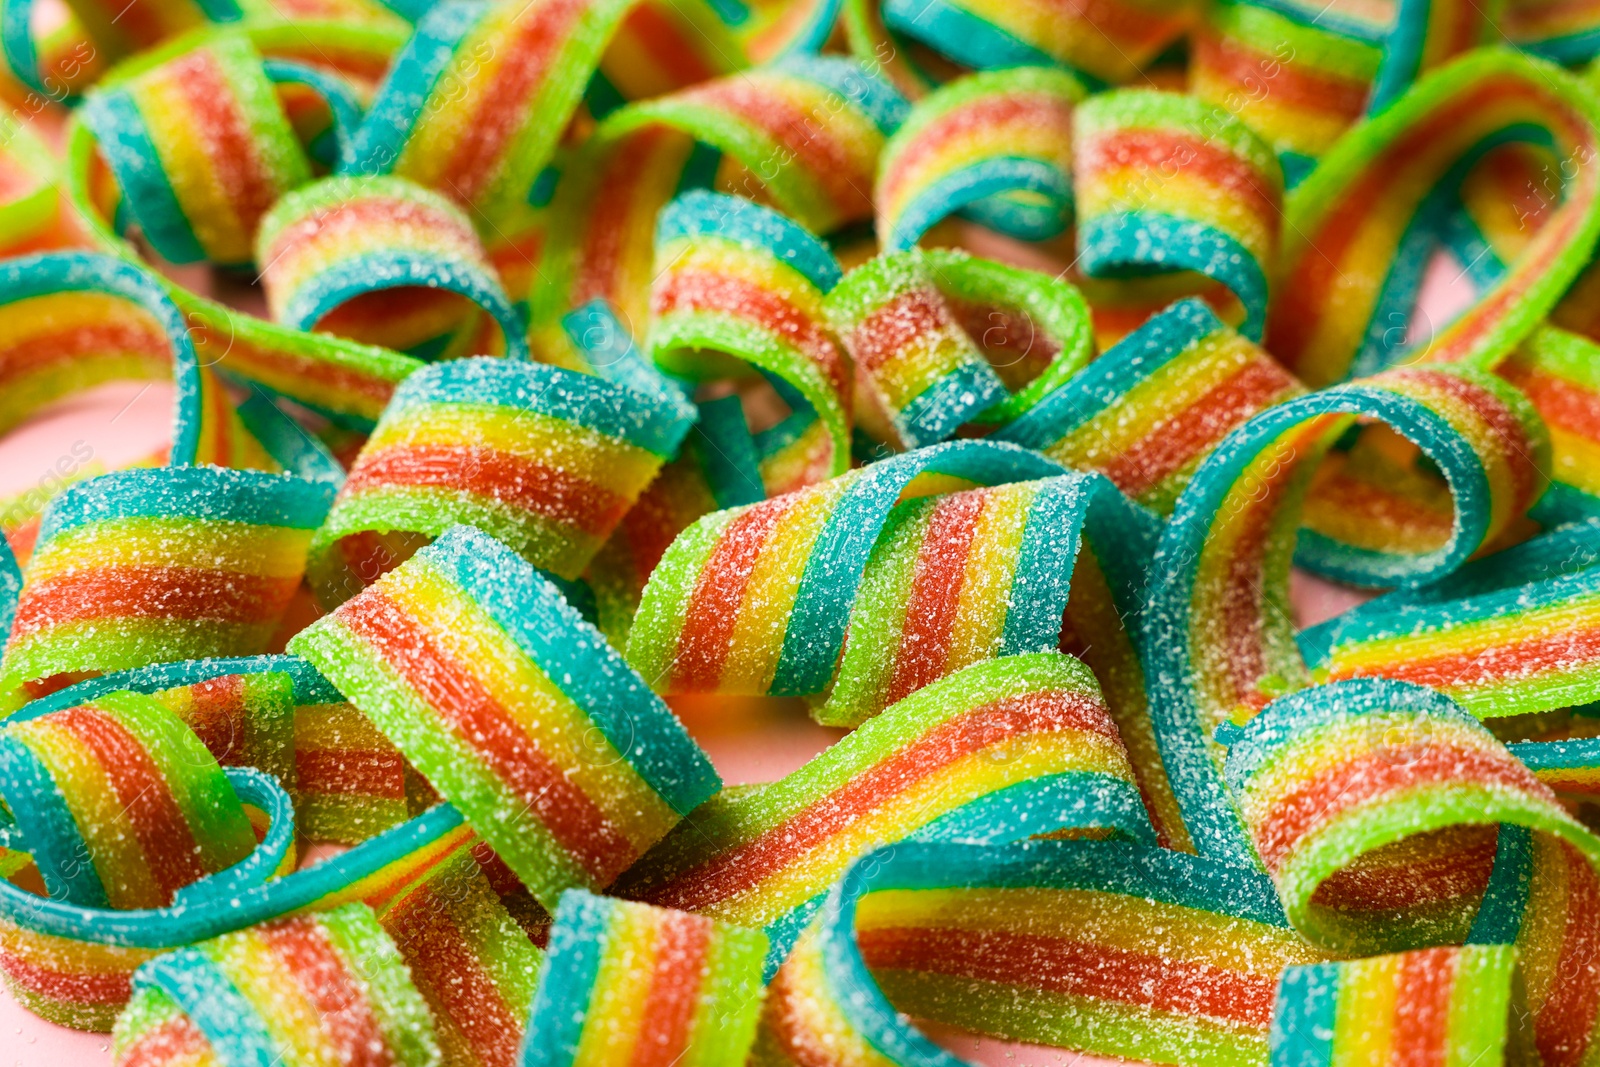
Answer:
[{"xmin": 0, "ymin": 259, "xmax": 1473, "ymax": 1065}]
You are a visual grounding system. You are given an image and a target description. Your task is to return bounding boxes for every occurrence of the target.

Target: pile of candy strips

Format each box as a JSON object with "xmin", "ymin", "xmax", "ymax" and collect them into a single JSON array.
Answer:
[{"xmin": 3, "ymin": 0, "xmax": 1600, "ymax": 1063}]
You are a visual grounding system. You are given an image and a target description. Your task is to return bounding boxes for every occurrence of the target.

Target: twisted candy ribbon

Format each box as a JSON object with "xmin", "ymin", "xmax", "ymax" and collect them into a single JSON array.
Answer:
[
  {"xmin": 291, "ymin": 524, "xmax": 721, "ymax": 910},
  {"xmin": 615, "ymin": 653, "xmax": 1155, "ymax": 968}
]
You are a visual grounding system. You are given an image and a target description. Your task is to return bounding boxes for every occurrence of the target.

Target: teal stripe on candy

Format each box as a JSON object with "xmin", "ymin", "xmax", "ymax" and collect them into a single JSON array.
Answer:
[
  {"xmin": 345, "ymin": 1, "xmax": 483, "ymax": 176},
  {"xmin": 1270, "ymin": 962, "xmax": 1339, "ymax": 1067},
  {"xmin": 997, "ymin": 479, "xmax": 1082, "ymax": 655},
  {"xmin": 560, "ymin": 301, "xmax": 697, "ymax": 428},
  {"xmin": 773, "ymin": 54, "xmax": 910, "ymax": 136},
  {"xmin": 38, "ymin": 468, "xmax": 335, "ymax": 545},
  {"xmin": 882, "ymin": 0, "xmax": 1064, "ymax": 82},
  {"xmin": 520, "ymin": 890, "xmax": 610, "ymax": 1067},
  {"xmin": 136, "ymin": 952, "xmax": 279, "ymax": 1067},
  {"xmin": 1468, "ymin": 825, "xmax": 1534, "ymax": 945},
  {"xmin": 10, "ymin": 655, "xmax": 339, "ymax": 724},
  {"xmin": 387, "ymin": 358, "xmax": 694, "ymax": 460},
  {"xmin": 997, "ymin": 298, "xmax": 1221, "ymax": 453},
  {"xmin": 770, "ymin": 441, "xmax": 1065, "ymax": 696},
  {"xmin": 691, "ymin": 395, "xmax": 765, "ymax": 510},
  {"xmin": 657, "ymin": 190, "xmax": 844, "ymax": 293},
  {"xmin": 425, "ymin": 525, "xmax": 721, "ymax": 816},
  {"xmin": 0, "ymin": 734, "xmax": 111, "ymax": 908},
  {"xmin": 887, "ymin": 158, "xmax": 1072, "ymax": 252},
  {"xmin": 893, "ymin": 358, "xmax": 1007, "ymax": 448},
  {"xmin": 910, "ymin": 772, "xmax": 1156, "ymax": 847},
  {"xmin": 80, "ymin": 92, "xmax": 208, "ymax": 265}
]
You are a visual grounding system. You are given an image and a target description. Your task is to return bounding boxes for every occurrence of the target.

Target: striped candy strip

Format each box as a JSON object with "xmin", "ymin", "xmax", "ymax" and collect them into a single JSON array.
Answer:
[
  {"xmin": 0, "ymin": 689, "xmax": 258, "ymax": 910},
  {"xmin": 256, "ymin": 174, "xmax": 528, "ymax": 362},
  {"xmin": 1468, "ymin": 826, "xmax": 1600, "ymax": 1067},
  {"xmin": 307, "ymin": 356, "xmax": 692, "ymax": 610},
  {"xmin": 290, "ymin": 524, "xmax": 721, "ymax": 910},
  {"xmin": 0, "ymin": 801, "xmax": 472, "ymax": 1031},
  {"xmin": 521, "ymin": 889, "xmax": 768, "ymax": 1067},
  {"xmin": 614, "ymin": 653, "xmax": 1155, "ymax": 969},
  {"xmin": 378, "ymin": 849, "xmax": 545, "ymax": 1067},
  {"xmin": 1304, "ymin": 559, "xmax": 1600, "ymax": 721},
  {"xmin": 0, "ymin": 252, "xmax": 256, "ymax": 471},
  {"xmin": 1507, "ymin": 0, "xmax": 1600, "ymax": 60},
  {"xmin": 874, "ymin": 67, "xmax": 1085, "ymax": 252},
  {"xmin": 753, "ymin": 838, "xmax": 1323, "ymax": 1067},
  {"xmin": 346, "ymin": 0, "xmax": 740, "ymax": 231},
  {"xmin": 625, "ymin": 439, "xmax": 1064, "ymax": 699},
  {"xmin": 0, "ymin": 467, "xmax": 333, "ymax": 696},
  {"xmin": 997, "ymin": 298, "xmax": 1305, "ymax": 515},
  {"xmin": 528, "ymin": 55, "xmax": 908, "ymax": 353},
  {"xmin": 0, "ymin": 112, "xmax": 78, "ymax": 257},
  {"xmin": 648, "ymin": 191, "xmax": 850, "ymax": 489},
  {"xmin": 825, "ymin": 250, "xmax": 1005, "ymax": 450},
  {"xmin": 1271, "ymin": 945, "xmax": 1528, "ymax": 1067},
  {"xmin": 4, "ymin": 652, "xmax": 417, "ymax": 847},
  {"xmin": 78, "ymin": 31, "xmax": 312, "ymax": 267},
  {"xmin": 1074, "ymin": 89, "xmax": 1284, "ymax": 340},
  {"xmin": 879, "ymin": 0, "xmax": 1196, "ymax": 86},
  {"xmin": 1188, "ymin": 1, "xmax": 1380, "ymax": 186},
  {"xmin": 1143, "ymin": 363, "xmax": 1553, "ymax": 869},
  {"xmin": 1226, "ymin": 679, "xmax": 1600, "ymax": 954},
  {"xmin": 0, "ymin": 0, "xmax": 210, "ymax": 99},
  {"xmin": 110, "ymin": 903, "xmax": 439, "ymax": 1067},
  {"xmin": 584, "ymin": 394, "xmax": 765, "ymax": 648},
  {"xmin": 1499, "ymin": 326, "xmax": 1600, "ymax": 523},
  {"xmin": 1270, "ymin": 49, "xmax": 1600, "ymax": 387},
  {"xmin": 729, "ymin": 0, "xmax": 839, "ymax": 62}
]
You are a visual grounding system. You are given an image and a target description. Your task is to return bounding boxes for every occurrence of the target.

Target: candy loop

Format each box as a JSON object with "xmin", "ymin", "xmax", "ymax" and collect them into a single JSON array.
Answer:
[
  {"xmin": 307, "ymin": 356, "xmax": 693, "ymax": 607},
  {"xmin": 261, "ymin": 57, "xmax": 366, "ymax": 172},
  {"xmin": 256, "ymin": 174, "xmax": 529, "ymax": 361},
  {"xmin": 0, "ymin": 802, "xmax": 471, "ymax": 1030},
  {"xmin": 0, "ymin": 690, "xmax": 259, "ymax": 910},
  {"xmin": 1227, "ymin": 678, "xmax": 1600, "ymax": 954},
  {"xmin": 755, "ymin": 838, "xmax": 1320, "ymax": 1067},
  {"xmin": 521, "ymin": 889, "xmax": 769, "ymax": 1067},
  {"xmin": 0, "ymin": 466, "xmax": 333, "ymax": 697},
  {"xmin": 112, "ymin": 903, "xmax": 440, "ymax": 1067},
  {"xmin": 616, "ymin": 652, "xmax": 1157, "ymax": 970},
  {"xmin": 825, "ymin": 249, "xmax": 1005, "ymax": 450},
  {"xmin": 1074, "ymin": 88, "xmax": 1284, "ymax": 340},
  {"xmin": 79, "ymin": 31, "xmax": 313, "ymax": 267},
  {"xmin": 626, "ymin": 439, "xmax": 1065, "ymax": 698},
  {"xmin": 0, "ymin": 0, "xmax": 214, "ymax": 102},
  {"xmin": 875, "ymin": 67, "xmax": 1085, "ymax": 252},
  {"xmin": 291, "ymin": 524, "xmax": 721, "ymax": 910},
  {"xmin": 1270, "ymin": 48, "xmax": 1600, "ymax": 386},
  {"xmin": 1142, "ymin": 362, "xmax": 1551, "ymax": 867},
  {"xmin": 345, "ymin": 0, "xmax": 742, "ymax": 230},
  {"xmin": 170, "ymin": 765, "xmax": 296, "ymax": 907},
  {"xmin": 648, "ymin": 190, "xmax": 851, "ymax": 487}
]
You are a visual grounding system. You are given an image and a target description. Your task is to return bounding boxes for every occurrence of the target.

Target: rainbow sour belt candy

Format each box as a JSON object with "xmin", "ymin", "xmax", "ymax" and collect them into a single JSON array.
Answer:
[
  {"xmin": 290, "ymin": 524, "xmax": 720, "ymax": 909},
  {"xmin": 256, "ymin": 174, "xmax": 529, "ymax": 361},
  {"xmin": 110, "ymin": 903, "xmax": 439, "ymax": 1067},
  {"xmin": 521, "ymin": 889, "xmax": 768, "ymax": 1067},
  {"xmin": 1074, "ymin": 88, "xmax": 1284, "ymax": 340},
  {"xmin": 875, "ymin": 67, "xmax": 1085, "ymax": 251},
  {"xmin": 0, "ymin": 690, "xmax": 263, "ymax": 910},
  {"xmin": 1226, "ymin": 679, "xmax": 1600, "ymax": 953},
  {"xmin": 0, "ymin": 467, "xmax": 333, "ymax": 696},
  {"xmin": 1142, "ymin": 363, "xmax": 1553, "ymax": 868},
  {"xmin": 1271, "ymin": 945, "xmax": 1530, "ymax": 1066},
  {"xmin": 647, "ymin": 191, "xmax": 850, "ymax": 490},
  {"xmin": 346, "ymin": 0, "xmax": 741, "ymax": 231},
  {"xmin": 307, "ymin": 355, "xmax": 693, "ymax": 607},
  {"xmin": 78, "ymin": 32, "xmax": 313, "ymax": 267},
  {"xmin": 380, "ymin": 848, "xmax": 545, "ymax": 1067},
  {"xmin": 754, "ymin": 839, "xmax": 1326, "ymax": 1067},
  {"xmin": 824, "ymin": 249, "xmax": 1006, "ymax": 450},
  {"xmin": 614, "ymin": 652, "xmax": 1155, "ymax": 969}
]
